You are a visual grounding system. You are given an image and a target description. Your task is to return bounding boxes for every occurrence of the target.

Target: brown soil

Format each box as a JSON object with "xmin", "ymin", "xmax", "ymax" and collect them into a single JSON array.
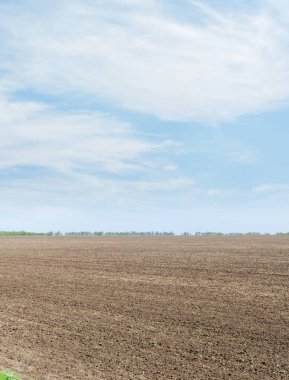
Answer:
[{"xmin": 0, "ymin": 236, "xmax": 288, "ymax": 379}]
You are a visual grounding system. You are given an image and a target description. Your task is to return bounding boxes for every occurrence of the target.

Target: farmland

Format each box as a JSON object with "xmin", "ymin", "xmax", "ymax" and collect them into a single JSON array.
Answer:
[{"xmin": 0, "ymin": 236, "xmax": 288, "ymax": 379}]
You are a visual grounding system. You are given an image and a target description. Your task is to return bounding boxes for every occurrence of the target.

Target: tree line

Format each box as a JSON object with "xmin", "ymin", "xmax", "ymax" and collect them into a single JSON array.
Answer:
[{"xmin": 0, "ymin": 231, "xmax": 289, "ymax": 236}]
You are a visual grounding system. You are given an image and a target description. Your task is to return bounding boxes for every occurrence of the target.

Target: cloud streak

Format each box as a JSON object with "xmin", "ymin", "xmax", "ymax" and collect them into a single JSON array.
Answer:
[
  {"xmin": 0, "ymin": 98, "xmax": 177, "ymax": 174},
  {"xmin": 1, "ymin": 0, "xmax": 289, "ymax": 122},
  {"xmin": 253, "ymin": 183, "xmax": 289, "ymax": 193}
]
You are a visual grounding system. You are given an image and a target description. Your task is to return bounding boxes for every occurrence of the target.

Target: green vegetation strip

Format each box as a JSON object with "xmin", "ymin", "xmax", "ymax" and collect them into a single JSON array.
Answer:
[{"xmin": 0, "ymin": 371, "xmax": 21, "ymax": 380}]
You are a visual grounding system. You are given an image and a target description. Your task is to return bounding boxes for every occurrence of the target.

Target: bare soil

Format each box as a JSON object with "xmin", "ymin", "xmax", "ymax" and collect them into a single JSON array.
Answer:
[{"xmin": 0, "ymin": 236, "xmax": 288, "ymax": 379}]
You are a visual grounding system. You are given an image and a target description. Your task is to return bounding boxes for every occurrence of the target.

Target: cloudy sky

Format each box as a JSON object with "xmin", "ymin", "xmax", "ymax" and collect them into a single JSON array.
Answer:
[{"xmin": 0, "ymin": 0, "xmax": 289, "ymax": 233}]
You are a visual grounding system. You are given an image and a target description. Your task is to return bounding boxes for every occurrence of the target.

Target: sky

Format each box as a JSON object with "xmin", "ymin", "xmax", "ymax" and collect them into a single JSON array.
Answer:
[{"xmin": 0, "ymin": 0, "xmax": 289, "ymax": 233}]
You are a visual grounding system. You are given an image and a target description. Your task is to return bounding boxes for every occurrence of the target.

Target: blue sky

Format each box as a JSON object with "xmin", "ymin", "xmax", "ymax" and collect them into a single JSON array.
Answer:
[{"xmin": 0, "ymin": 0, "xmax": 289, "ymax": 233}]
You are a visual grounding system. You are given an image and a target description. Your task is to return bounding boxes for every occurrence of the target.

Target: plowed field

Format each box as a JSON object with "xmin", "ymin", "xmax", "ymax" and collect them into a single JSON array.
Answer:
[{"xmin": 0, "ymin": 236, "xmax": 288, "ymax": 379}]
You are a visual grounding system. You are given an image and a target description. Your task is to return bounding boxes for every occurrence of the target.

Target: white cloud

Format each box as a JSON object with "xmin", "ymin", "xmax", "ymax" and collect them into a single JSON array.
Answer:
[
  {"xmin": 0, "ymin": 97, "xmax": 45, "ymax": 125},
  {"xmin": 134, "ymin": 177, "xmax": 195, "ymax": 192},
  {"xmin": 253, "ymin": 183, "xmax": 289, "ymax": 193},
  {"xmin": 228, "ymin": 151, "xmax": 258, "ymax": 165},
  {"xmin": 0, "ymin": 98, "xmax": 176, "ymax": 174},
  {"xmin": 164, "ymin": 164, "xmax": 178, "ymax": 172},
  {"xmin": 0, "ymin": 96, "xmax": 193, "ymax": 205},
  {"xmin": 1, "ymin": 0, "xmax": 289, "ymax": 122},
  {"xmin": 188, "ymin": 136, "xmax": 259, "ymax": 165}
]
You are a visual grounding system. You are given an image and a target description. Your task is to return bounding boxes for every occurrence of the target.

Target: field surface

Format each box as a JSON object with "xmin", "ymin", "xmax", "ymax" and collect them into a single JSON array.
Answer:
[{"xmin": 0, "ymin": 236, "xmax": 288, "ymax": 379}]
